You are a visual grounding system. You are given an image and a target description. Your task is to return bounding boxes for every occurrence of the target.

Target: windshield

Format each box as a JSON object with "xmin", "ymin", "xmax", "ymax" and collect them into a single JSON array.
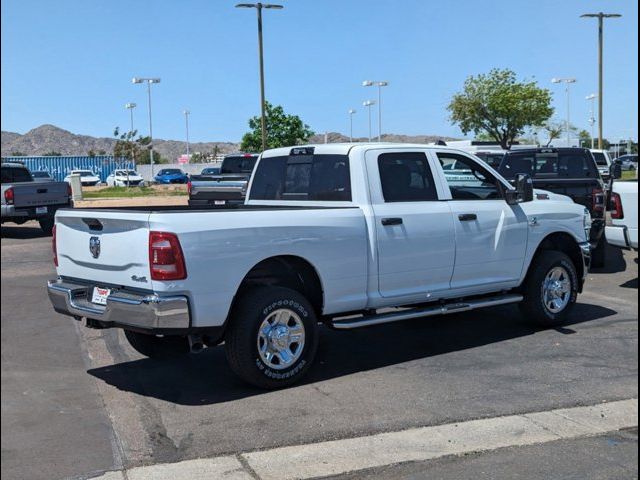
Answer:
[
  {"xmin": 201, "ymin": 168, "xmax": 220, "ymax": 175},
  {"xmin": 76, "ymin": 171, "xmax": 94, "ymax": 177},
  {"xmin": 221, "ymin": 156, "xmax": 258, "ymax": 174},
  {"xmin": 499, "ymin": 152, "xmax": 598, "ymax": 180},
  {"xmin": 160, "ymin": 169, "xmax": 182, "ymax": 175},
  {"xmin": 32, "ymin": 172, "xmax": 50, "ymax": 178},
  {"xmin": 116, "ymin": 170, "xmax": 137, "ymax": 176},
  {"xmin": 592, "ymin": 152, "xmax": 609, "ymax": 166}
]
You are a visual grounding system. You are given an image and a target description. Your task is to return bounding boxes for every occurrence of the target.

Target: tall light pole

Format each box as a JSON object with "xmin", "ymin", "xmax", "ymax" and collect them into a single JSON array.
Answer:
[
  {"xmin": 236, "ymin": 2, "xmax": 283, "ymax": 153},
  {"xmin": 132, "ymin": 77, "xmax": 161, "ymax": 176},
  {"xmin": 348, "ymin": 109, "xmax": 356, "ymax": 142},
  {"xmin": 586, "ymin": 94, "xmax": 597, "ymax": 148},
  {"xmin": 363, "ymin": 80, "xmax": 389, "ymax": 141},
  {"xmin": 183, "ymin": 109, "xmax": 191, "ymax": 159},
  {"xmin": 551, "ymin": 77, "xmax": 577, "ymax": 146},
  {"xmin": 125, "ymin": 102, "xmax": 137, "ymax": 173},
  {"xmin": 581, "ymin": 12, "xmax": 622, "ymax": 149},
  {"xmin": 363, "ymin": 100, "xmax": 376, "ymax": 142}
]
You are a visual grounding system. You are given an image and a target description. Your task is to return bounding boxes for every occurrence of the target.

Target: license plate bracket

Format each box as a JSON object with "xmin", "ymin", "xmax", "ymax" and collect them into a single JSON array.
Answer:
[{"xmin": 91, "ymin": 287, "xmax": 111, "ymax": 306}]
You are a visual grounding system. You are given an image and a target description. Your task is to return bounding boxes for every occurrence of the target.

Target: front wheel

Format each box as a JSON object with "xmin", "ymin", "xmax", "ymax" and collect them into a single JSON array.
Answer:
[
  {"xmin": 123, "ymin": 330, "xmax": 189, "ymax": 359},
  {"xmin": 520, "ymin": 251, "xmax": 579, "ymax": 327},
  {"xmin": 225, "ymin": 287, "xmax": 319, "ymax": 389}
]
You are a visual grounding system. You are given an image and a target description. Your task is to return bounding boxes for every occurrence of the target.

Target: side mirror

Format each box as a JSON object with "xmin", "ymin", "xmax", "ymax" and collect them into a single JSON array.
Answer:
[
  {"xmin": 610, "ymin": 163, "xmax": 623, "ymax": 180},
  {"xmin": 506, "ymin": 174, "xmax": 534, "ymax": 205}
]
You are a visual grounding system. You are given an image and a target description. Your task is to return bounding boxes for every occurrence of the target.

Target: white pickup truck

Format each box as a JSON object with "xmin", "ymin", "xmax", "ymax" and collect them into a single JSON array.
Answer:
[
  {"xmin": 606, "ymin": 180, "xmax": 638, "ymax": 251},
  {"xmin": 48, "ymin": 144, "xmax": 592, "ymax": 388}
]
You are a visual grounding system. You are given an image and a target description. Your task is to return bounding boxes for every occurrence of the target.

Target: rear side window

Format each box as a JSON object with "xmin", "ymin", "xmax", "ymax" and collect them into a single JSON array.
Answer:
[
  {"xmin": 500, "ymin": 152, "xmax": 598, "ymax": 179},
  {"xmin": 592, "ymin": 152, "xmax": 609, "ymax": 166},
  {"xmin": 221, "ymin": 156, "xmax": 258, "ymax": 174},
  {"xmin": 378, "ymin": 152, "xmax": 438, "ymax": 202},
  {"xmin": 250, "ymin": 154, "xmax": 351, "ymax": 201}
]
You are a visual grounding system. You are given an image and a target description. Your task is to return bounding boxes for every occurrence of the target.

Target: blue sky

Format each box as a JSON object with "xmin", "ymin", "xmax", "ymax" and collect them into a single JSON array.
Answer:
[{"xmin": 1, "ymin": 0, "xmax": 638, "ymax": 143}]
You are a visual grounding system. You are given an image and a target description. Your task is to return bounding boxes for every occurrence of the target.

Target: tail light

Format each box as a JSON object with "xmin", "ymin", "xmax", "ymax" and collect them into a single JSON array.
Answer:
[
  {"xmin": 52, "ymin": 224, "xmax": 58, "ymax": 267},
  {"xmin": 592, "ymin": 188, "xmax": 605, "ymax": 213},
  {"xmin": 610, "ymin": 192, "xmax": 624, "ymax": 219},
  {"xmin": 4, "ymin": 187, "xmax": 14, "ymax": 205},
  {"xmin": 149, "ymin": 231, "xmax": 187, "ymax": 280},
  {"xmin": 187, "ymin": 180, "xmax": 192, "ymax": 196}
]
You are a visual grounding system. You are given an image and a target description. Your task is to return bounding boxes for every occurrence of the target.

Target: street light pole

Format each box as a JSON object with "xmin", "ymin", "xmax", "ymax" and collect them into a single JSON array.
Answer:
[
  {"xmin": 363, "ymin": 80, "xmax": 389, "ymax": 142},
  {"xmin": 551, "ymin": 77, "xmax": 576, "ymax": 146},
  {"xmin": 132, "ymin": 77, "xmax": 161, "ymax": 177},
  {"xmin": 586, "ymin": 94, "xmax": 597, "ymax": 148},
  {"xmin": 183, "ymin": 110, "xmax": 191, "ymax": 159},
  {"xmin": 236, "ymin": 3, "xmax": 283, "ymax": 153},
  {"xmin": 348, "ymin": 109, "xmax": 356, "ymax": 142},
  {"xmin": 363, "ymin": 100, "xmax": 376, "ymax": 142},
  {"xmin": 125, "ymin": 103, "xmax": 137, "ymax": 176},
  {"xmin": 581, "ymin": 12, "xmax": 622, "ymax": 149}
]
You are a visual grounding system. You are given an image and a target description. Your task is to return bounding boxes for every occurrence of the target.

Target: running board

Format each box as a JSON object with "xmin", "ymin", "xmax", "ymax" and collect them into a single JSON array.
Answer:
[{"xmin": 331, "ymin": 294, "xmax": 523, "ymax": 330}]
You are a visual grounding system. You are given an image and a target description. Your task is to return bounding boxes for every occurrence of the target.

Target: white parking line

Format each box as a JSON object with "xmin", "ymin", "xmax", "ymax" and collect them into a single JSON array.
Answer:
[{"xmin": 86, "ymin": 398, "xmax": 637, "ymax": 480}]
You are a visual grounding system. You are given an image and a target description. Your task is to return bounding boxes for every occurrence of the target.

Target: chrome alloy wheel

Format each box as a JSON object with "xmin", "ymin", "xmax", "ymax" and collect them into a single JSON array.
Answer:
[
  {"xmin": 542, "ymin": 266, "xmax": 572, "ymax": 314},
  {"xmin": 257, "ymin": 309, "xmax": 306, "ymax": 370}
]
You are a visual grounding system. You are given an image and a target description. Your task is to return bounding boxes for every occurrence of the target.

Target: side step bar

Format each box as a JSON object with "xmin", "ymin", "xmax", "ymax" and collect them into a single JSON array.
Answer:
[{"xmin": 331, "ymin": 294, "xmax": 523, "ymax": 330}]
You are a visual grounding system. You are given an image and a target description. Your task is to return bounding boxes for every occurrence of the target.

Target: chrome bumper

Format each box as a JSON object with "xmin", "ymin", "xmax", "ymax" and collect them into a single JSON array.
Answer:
[
  {"xmin": 47, "ymin": 279, "xmax": 190, "ymax": 330},
  {"xmin": 579, "ymin": 241, "xmax": 591, "ymax": 282}
]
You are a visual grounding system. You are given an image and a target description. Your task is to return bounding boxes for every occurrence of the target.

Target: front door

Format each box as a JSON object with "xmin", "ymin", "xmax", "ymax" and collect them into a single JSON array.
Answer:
[{"xmin": 435, "ymin": 151, "xmax": 529, "ymax": 290}]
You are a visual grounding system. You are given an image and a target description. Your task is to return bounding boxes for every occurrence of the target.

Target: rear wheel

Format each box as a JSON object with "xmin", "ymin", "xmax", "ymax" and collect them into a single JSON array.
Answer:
[
  {"xmin": 123, "ymin": 330, "xmax": 190, "ymax": 359},
  {"xmin": 225, "ymin": 286, "xmax": 319, "ymax": 389},
  {"xmin": 39, "ymin": 217, "xmax": 55, "ymax": 235},
  {"xmin": 520, "ymin": 251, "xmax": 579, "ymax": 327}
]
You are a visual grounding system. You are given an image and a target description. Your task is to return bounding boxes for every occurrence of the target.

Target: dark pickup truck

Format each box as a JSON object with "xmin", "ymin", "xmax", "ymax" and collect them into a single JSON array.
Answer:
[
  {"xmin": 1, "ymin": 162, "xmax": 72, "ymax": 234},
  {"xmin": 188, "ymin": 153, "xmax": 258, "ymax": 207},
  {"xmin": 498, "ymin": 148, "xmax": 611, "ymax": 267}
]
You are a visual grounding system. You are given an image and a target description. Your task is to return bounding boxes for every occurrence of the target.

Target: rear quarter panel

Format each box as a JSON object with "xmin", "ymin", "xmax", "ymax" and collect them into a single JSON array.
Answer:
[{"xmin": 149, "ymin": 208, "xmax": 369, "ymax": 328}]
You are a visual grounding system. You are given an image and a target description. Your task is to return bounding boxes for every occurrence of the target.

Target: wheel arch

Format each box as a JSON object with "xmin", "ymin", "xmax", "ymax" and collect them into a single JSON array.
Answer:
[{"xmin": 524, "ymin": 232, "xmax": 585, "ymax": 291}]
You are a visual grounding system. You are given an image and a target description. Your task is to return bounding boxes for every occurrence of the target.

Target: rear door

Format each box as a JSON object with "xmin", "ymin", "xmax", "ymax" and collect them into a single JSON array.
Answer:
[
  {"xmin": 434, "ymin": 151, "xmax": 528, "ymax": 290},
  {"xmin": 55, "ymin": 209, "xmax": 152, "ymax": 289},
  {"xmin": 367, "ymin": 149, "xmax": 455, "ymax": 299}
]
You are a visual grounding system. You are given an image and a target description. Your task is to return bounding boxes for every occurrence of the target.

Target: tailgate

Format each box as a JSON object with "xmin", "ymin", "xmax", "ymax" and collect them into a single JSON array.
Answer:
[
  {"xmin": 13, "ymin": 181, "xmax": 69, "ymax": 208},
  {"xmin": 55, "ymin": 209, "xmax": 152, "ymax": 289}
]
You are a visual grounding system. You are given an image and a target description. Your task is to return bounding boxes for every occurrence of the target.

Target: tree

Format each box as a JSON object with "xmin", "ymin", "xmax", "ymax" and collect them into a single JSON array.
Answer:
[
  {"xmin": 112, "ymin": 127, "xmax": 166, "ymax": 164},
  {"xmin": 240, "ymin": 102, "xmax": 314, "ymax": 153},
  {"xmin": 448, "ymin": 69, "xmax": 554, "ymax": 149},
  {"xmin": 543, "ymin": 121, "xmax": 565, "ymax": 147},
  {"xmin": 10, "ymin": 151, "xmax": 26, "ymax": 156},
  {"xmin": 578, "ymin": 129, "xmax": 592, "ymax": 148},
  {"xmin": 43, "ymin": 151, "xmax": 62, "ymax": 156}
]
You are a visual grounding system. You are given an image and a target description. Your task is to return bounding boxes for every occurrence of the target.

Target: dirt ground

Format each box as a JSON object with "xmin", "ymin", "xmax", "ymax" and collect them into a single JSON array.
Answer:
[{"xmin": 74, "ymin": 196, "xmax": 188, "ymax": 208}]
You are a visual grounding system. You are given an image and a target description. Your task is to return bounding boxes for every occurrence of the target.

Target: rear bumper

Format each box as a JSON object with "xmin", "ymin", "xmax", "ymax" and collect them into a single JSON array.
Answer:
[
  {"xmin": 606, "ymin": 225, "xmax": 638, "ymax": 250},
  {"xmin": 47, "ymin": 278, "xmax": 190, "ymax": 331}
]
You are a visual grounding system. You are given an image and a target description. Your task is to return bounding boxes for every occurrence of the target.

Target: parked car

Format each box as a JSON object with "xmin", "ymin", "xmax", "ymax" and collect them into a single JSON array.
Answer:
[
  {"xmin": 474, "ymin": 151, "xmax": 506, "ymax": 169},
  {"xmin": 200, "ymin": 166, "xmax": 221, "ymax": 176},
  {"xmin": 64, "ymin": 170, "xmax": 101, "ymax": 187},
  {"xmin": 606, "ymin": 180, "xmax": 638, "ymax": 251},
  {"xmin": 48, "ymin": 144, "xmax": 591, "ymax": 389},
  {"xmin": 498, "ymin": 148, "xmax": 609, "ymax": 268},
  {"xmin": 1, "ymin": 162, "xmax": 71, "ymax": 234},
  {"xmin": 615, "ymin": 154, "xmax": 638, "ymax": 171},
  {"xmin": 188, "ymin": 153, "xmax": 259, "ymax": 206},
  {"xmin": 590, "ymin": 149, "xmax": 613, "ymax": 180},
  {"xmin": 106, "ymin": 169, "xmax": 145, "ymax": 187},
  {"xmin": 30, "ymin": 171, "xmax": 56, "ymax": 182},
  {"xmin": 154, "ymin": 168, "xmax": 189, "ymax": 184}
]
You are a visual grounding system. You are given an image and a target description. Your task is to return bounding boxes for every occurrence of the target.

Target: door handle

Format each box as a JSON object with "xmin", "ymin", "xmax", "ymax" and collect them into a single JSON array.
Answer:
[
  {"xmin": 458, "ymin": 214, "xmax": 478, "ymax": 222},
  {"xmin": 381, "ymin": 217, "xmax": 403, "ymax": 226}
]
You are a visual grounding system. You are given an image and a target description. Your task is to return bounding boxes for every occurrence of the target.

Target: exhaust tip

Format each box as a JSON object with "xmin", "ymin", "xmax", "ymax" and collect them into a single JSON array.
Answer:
[{"xmin": 188, "ymin": 335, "xmax": 205, "ymax": 354}]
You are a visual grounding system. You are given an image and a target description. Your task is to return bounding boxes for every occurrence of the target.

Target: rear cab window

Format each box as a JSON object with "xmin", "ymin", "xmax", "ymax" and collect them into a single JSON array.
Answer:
[
  {"xmin": 1, "ymin": 166, "xmax": 33, "ymax": 183},
  {"xmin": 500, "ymin": 151, "xmax": 599, "ymax": 180},
  {"xmin": 249, "ymin": 148, "xmax": 351, "ymax": 202}
]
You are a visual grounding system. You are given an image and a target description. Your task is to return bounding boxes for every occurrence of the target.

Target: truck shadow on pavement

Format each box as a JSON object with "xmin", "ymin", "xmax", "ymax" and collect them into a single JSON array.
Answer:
[
  {"xmin": 0, "ymin": 225, "xmax": 50, "ymax": 239},
  {"xmin": 87, "ymin": 302, "xmax": 617, "ymax": 405},
  {"xmin": 590, "ymin": 244, "xmax": 627, "ymax": 274}
]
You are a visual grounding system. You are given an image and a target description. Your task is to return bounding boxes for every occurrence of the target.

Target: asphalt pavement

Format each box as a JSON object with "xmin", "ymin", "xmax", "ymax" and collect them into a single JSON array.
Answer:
[{"xmin": 1, "ymin": 221, "xmax": 638, "ymax": 480}]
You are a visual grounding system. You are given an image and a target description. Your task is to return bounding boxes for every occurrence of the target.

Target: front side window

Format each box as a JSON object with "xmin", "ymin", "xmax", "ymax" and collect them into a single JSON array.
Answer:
[
  {"xmin": 250, "ymin": 154, "xmax": 351, "ymax": 201},
  {"xmin": 437, "ymin": 153, "xmax": 502, "ymax": 201},
  {"xmin": 378, "ymin": 152, "xmax": 438, "ymax": 202}
]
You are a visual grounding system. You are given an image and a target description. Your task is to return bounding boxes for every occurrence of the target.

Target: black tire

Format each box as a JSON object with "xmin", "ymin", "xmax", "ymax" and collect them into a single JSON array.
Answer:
[
  {"xmin": 591, "ymin": 235, "xmax": 607, "ymax": 269},
  {"xmin": 123, "ymin": 330, "xmax": 189, "ymax": 359},
  {"xmin": 225, "ymin": 286, "xmax": 319, "ymax": 389},
  {"xmin": 39, "ymin": 217, "xmax": 55, "ymax": 235},
  {"xmin": 520, "ymin": 251, "xmax": 579, "ymax": 327}
]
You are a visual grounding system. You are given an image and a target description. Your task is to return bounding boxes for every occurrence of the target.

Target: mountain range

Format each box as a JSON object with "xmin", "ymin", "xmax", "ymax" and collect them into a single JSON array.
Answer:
[{"xmin": 1, "ymin": 125, "xmax": 456, "ymax": 160}]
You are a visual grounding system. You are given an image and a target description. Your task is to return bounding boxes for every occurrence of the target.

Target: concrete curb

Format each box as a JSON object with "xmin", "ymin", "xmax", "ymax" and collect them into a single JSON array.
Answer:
[{"xmin": 86, "ymin": 398, "xmax": 637, "ymax": 480}]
